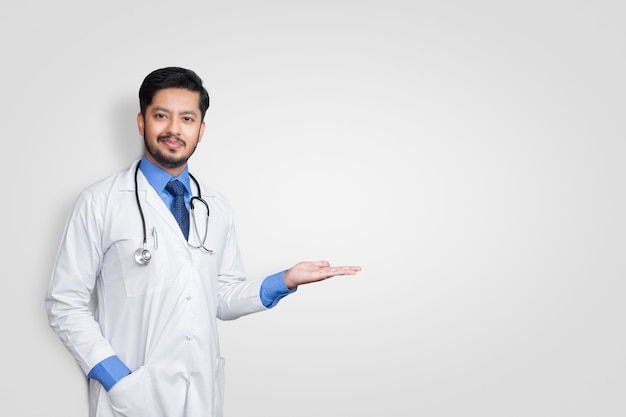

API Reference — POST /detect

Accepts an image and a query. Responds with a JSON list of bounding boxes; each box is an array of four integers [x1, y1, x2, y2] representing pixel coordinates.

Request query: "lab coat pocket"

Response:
[[114, 239, 179, 297], [108, 366, 162, 417], [213, 357, 226, 417]]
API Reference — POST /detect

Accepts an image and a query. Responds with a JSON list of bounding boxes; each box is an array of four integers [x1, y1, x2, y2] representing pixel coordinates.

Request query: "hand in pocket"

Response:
[[107, 367, 161, 417]]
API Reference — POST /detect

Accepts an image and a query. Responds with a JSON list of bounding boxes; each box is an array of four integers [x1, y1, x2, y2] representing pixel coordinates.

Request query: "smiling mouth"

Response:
[[158, 135, 185, 149]]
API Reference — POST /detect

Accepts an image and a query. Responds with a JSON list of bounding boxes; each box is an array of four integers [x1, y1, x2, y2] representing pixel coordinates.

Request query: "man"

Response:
[[45, 66, 361, 417]]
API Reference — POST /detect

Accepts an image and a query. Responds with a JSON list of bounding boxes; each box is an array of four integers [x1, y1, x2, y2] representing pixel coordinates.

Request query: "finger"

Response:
[[329, 265, 361, 271], [325, 266, 362, 276]]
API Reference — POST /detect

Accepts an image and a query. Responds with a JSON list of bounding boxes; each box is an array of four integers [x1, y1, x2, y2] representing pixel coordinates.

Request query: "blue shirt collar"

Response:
[[138, 155, 191, 196]]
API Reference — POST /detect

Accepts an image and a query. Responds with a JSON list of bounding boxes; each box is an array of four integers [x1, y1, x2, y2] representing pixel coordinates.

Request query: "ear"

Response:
[[137, 112, 145, 136], [198, 121, 206, 143]]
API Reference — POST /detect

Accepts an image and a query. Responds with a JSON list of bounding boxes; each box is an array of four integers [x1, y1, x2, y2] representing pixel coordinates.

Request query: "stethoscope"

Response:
[[134, 161, 212, 266]]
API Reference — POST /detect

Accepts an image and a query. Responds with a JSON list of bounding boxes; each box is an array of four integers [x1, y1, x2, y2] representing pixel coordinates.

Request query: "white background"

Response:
[[2, 1, 625, 416]]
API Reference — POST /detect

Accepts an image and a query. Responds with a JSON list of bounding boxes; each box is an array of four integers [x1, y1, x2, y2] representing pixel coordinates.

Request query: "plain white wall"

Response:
[[2, 1, 625, 416]]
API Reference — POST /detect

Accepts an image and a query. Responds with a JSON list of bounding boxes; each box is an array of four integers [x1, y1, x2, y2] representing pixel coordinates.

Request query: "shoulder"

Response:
[[189, 174, 236, 215], [74, 163, 136, 206], [189, 173, 227, 201]]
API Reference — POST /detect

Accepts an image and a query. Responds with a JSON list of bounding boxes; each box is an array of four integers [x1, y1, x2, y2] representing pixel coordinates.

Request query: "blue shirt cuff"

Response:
[[260, 270, 297, 308], [87, 355, 131, 391]]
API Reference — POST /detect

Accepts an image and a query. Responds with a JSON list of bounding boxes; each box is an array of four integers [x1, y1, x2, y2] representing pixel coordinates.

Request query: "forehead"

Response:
[[149, 88, 201, 113]]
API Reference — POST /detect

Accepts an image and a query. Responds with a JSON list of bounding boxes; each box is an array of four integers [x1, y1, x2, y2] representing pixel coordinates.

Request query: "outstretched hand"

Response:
[[283, 260, 362, 289]]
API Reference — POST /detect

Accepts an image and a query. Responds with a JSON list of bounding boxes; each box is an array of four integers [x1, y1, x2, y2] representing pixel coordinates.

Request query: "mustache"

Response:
[[157, 134, 185, 145]]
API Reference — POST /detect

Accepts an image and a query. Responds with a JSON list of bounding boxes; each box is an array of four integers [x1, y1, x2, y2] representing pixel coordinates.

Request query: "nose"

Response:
[[166, 118, 182, 135]]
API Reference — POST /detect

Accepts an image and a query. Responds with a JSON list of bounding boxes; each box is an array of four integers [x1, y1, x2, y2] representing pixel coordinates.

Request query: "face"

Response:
[[137, 87, 206, 176]]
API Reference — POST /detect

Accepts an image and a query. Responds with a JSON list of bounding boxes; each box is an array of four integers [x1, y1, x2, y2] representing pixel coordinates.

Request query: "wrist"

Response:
[[87, 355, 132, 391], [283, 268, 296, 290]]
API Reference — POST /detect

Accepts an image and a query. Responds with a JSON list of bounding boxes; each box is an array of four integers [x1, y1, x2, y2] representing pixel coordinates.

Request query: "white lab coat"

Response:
[[46, 159, 267, 417]]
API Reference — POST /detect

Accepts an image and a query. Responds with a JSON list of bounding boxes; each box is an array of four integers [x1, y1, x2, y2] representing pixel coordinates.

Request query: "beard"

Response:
[[144, 133, 199, 169]]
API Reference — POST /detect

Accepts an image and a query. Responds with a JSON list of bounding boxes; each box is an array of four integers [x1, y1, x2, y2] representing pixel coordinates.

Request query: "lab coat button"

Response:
[[185, 336, 191, 341], [186, 296, 192, 301]]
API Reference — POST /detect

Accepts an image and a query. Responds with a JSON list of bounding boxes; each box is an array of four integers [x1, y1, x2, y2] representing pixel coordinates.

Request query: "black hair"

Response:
[[138, 67, 210, 120]]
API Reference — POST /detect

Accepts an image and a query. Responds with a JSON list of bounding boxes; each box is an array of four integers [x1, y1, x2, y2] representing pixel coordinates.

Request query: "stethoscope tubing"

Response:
[[134, 161, 212, 265]]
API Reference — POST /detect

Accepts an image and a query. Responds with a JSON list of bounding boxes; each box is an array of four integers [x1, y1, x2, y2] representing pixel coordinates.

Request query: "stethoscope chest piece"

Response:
[[135, 247, 152, 266]]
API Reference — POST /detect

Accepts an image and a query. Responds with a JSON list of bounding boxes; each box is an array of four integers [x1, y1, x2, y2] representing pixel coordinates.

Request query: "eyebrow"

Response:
[[152, 106, 198, 116]]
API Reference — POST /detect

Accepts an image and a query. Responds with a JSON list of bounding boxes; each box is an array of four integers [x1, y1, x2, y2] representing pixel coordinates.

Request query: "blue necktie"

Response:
[[165, 180, 189, 240]]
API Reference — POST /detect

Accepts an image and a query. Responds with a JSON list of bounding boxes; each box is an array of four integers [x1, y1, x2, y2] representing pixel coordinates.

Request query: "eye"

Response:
[[155, 113, 167, 119], [183, 116, 195, 123]]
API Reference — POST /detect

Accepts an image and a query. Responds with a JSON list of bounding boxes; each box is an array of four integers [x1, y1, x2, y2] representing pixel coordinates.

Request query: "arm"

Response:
[[45, 190, 128, 390], [259, 261, 362, 308]]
